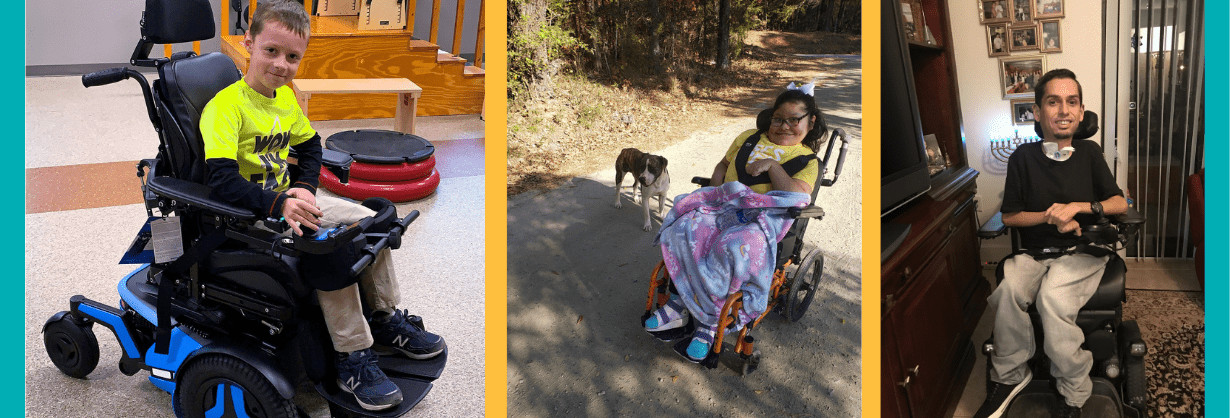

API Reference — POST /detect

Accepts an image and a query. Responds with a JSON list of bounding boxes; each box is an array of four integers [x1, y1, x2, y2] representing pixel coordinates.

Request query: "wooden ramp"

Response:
[[220, 14, 484, 120]]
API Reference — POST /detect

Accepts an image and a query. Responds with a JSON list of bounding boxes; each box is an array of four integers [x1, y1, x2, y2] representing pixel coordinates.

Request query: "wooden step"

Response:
[[463, 66, 485, 77]]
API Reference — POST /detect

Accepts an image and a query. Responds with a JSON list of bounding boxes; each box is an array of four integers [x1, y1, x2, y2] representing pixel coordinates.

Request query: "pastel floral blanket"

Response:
[[653, 181, 811, 329]]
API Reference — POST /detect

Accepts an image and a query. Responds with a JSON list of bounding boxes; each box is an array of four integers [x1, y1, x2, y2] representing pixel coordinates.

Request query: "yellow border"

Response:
[[484, 0, 509, 415], [861, 0, 882, 416]]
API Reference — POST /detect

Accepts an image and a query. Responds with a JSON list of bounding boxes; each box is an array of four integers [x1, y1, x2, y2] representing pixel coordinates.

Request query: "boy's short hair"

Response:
[[1034, 68, 1082, 107], [250, 0, 311, 39]]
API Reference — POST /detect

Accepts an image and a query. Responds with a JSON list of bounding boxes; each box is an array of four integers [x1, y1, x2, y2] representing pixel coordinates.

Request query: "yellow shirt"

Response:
[[723, 129, 819, 194], [200, 79, 317, 193]]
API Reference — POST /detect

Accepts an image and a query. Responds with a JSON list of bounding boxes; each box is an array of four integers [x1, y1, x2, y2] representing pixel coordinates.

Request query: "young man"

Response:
[[973, 69, 1128, 418], [199, 0, 444, 411]]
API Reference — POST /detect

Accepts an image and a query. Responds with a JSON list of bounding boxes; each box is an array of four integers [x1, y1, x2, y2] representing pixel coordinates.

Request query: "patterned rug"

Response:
[[1122, 290, 1205, 417]]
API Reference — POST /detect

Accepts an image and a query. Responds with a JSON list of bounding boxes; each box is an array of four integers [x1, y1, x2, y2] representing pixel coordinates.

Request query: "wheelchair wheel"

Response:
[[43, 313, 99, 379], [785, 248, 824, 322], [739, 350, 762, 376], [174, 355, 296, 418]]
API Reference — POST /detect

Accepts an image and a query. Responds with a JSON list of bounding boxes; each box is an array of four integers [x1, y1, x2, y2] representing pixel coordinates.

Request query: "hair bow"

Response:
[[786, 81, 815, 97]]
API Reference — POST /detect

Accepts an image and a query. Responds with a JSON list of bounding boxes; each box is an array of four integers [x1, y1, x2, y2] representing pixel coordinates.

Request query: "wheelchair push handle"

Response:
[[819, 128, 849, 187], [82, 67, 133, 88]]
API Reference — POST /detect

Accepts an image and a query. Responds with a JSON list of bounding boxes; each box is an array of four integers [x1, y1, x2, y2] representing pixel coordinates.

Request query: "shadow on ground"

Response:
[[507, 177, 862, 416]]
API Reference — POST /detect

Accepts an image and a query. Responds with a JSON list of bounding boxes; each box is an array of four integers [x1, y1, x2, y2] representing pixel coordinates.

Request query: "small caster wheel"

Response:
[[43, 312, 99, 379], [740, 350, 762, 376]]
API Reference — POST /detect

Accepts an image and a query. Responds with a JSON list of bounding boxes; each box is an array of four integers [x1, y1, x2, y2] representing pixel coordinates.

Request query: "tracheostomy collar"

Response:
[[1042, 141, 1074, 161]]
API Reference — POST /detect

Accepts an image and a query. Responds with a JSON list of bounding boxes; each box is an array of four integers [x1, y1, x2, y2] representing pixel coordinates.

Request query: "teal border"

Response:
[[8, 2, 23, 414], [1206, 1, 1226, 415]]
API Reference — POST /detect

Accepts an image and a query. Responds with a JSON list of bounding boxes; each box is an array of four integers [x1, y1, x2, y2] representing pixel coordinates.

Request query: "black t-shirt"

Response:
[[1001, 139, 1123, 249]]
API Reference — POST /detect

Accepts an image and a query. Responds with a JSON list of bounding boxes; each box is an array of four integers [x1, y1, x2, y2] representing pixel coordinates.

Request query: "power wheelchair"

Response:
[[40, 3, 444, 417], [977, 110, 1148, 417], [642, 108, 850, 375]]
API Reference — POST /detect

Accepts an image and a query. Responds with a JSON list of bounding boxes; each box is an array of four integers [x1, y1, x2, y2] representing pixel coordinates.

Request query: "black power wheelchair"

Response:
[[40, 3, 444, 417], [978, 111, 1148, 417], [643, 108, 849, 375]]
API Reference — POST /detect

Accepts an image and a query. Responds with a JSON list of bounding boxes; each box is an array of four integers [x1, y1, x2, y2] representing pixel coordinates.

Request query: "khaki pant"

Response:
[[313, 195, 401, 353]]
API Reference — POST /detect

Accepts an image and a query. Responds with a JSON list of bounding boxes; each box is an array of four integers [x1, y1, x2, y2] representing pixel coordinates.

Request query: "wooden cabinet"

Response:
[[883, 188, 987, 418], [882, 0, 989, 417]]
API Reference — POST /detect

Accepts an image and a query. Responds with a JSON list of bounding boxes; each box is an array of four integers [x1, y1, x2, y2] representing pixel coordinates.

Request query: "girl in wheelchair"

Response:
[[644, 86, 830, 363]]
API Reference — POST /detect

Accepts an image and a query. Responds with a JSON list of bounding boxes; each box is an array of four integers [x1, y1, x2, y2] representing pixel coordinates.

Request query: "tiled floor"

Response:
[[949, 260, 1202, 417], [24, 75, 487, 417]]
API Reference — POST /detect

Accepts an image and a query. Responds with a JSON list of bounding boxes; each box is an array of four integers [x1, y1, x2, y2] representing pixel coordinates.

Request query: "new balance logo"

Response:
[[392, 334, 410, 348], [344, 377, 360, 391]]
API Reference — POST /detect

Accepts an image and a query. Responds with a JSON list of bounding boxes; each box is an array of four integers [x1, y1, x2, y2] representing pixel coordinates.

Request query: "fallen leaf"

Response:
[[754, 390, 763, 395], [671, 375, 678, 383], [577, 315, 584, 324]]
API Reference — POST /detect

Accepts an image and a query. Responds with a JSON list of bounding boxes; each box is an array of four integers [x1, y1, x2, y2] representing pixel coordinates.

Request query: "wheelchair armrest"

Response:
[[321, 148, 353, 183], [979, 211, 1007, 239], [787, 205, 825, 219], [146, 176, 256, 220], [691, 176, 711, 187], [1111, 205, 1145, 226]]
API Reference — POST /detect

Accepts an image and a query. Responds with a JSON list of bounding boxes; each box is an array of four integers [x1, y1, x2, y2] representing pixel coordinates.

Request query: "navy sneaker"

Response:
[[370, 309, 446, 360], [335, 349, 403, 411]]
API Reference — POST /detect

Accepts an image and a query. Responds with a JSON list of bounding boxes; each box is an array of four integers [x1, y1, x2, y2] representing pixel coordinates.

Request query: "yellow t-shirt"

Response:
[[723, 129, 819, 194], [200, 79, 317, 193]]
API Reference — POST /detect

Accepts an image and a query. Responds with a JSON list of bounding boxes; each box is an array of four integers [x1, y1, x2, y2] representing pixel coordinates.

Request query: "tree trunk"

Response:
[[716, 0, 730, 69]]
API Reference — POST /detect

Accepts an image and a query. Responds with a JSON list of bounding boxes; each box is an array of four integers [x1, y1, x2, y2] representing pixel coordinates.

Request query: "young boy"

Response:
[[199, 0, 444, 411]]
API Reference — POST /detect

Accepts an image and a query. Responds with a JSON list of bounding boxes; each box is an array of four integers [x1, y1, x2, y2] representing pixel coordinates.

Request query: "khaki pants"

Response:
[[313, 195, 401, 353]]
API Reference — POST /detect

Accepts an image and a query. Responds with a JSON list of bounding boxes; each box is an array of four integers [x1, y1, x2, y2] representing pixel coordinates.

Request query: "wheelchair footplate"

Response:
[[375, 345, 449, 381], [671, 337, 720, 369], [1005, 378, 1127, 418], [640, 310, 697, 343], [314, 374, 433, 418]]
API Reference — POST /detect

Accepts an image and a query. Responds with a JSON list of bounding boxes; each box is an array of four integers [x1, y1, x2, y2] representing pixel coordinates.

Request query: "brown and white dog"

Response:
[[614, 148, 671, 231]]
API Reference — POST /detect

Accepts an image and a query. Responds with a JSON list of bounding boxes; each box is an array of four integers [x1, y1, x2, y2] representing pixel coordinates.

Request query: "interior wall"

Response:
[[27, 0, 481, 69], [26, 0, 224, 67], [946, 0, 1106, 257]]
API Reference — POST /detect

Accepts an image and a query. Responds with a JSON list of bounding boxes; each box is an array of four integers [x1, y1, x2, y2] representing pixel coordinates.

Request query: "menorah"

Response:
[[988, 132, 1042, 162]]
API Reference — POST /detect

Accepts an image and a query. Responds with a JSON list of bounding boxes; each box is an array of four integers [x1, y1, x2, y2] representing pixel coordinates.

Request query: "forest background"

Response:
[[506, 0, 861, 195]]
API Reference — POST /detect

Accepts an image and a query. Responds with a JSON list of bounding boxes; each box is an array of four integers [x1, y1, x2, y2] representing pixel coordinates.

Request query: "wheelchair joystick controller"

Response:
[[291, 220, 365, 255]]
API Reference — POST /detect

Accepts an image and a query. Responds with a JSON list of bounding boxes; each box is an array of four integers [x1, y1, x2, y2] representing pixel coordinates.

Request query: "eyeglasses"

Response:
[[771, 116, 807, 127]]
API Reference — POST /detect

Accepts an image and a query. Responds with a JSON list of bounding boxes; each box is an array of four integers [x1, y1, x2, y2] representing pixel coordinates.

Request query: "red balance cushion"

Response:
[[320, 167, 441, 202], [349, 156, 437, 182]]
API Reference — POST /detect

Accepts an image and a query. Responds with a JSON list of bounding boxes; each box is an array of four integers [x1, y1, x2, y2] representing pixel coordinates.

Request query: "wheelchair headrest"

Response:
[[1034, 110, 1098, 140], [156, 53, 242, 182], [141, 0, 216, 44], [756, 108, 773, 132]]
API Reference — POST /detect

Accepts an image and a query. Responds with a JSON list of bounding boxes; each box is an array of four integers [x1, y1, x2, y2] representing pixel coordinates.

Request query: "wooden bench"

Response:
[[292, 78, 423, 134]]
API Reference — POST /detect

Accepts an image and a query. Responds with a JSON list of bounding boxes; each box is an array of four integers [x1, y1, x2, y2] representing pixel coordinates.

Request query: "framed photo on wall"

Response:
[[1010, 0, 1034, 26], [979, 0, 1011, 24], [1011, 99, 1036, 125], [900, 0, 922, 42], [1039, 19, 1062, 53], [1000, 55, 1046, 99], [987, 24, 1010, 57], [1034, 0, 1064, 19], [1010, 25, 1039, 52]]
